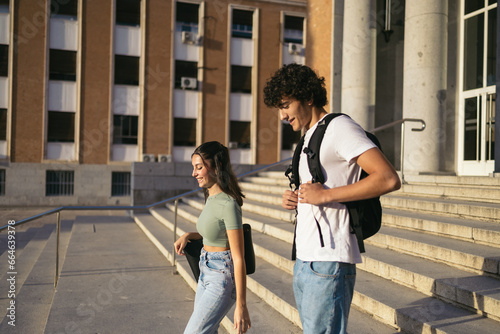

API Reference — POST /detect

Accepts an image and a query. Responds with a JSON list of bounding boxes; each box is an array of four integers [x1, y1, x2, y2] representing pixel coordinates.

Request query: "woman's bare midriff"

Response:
[[203, 245, 230, 252]]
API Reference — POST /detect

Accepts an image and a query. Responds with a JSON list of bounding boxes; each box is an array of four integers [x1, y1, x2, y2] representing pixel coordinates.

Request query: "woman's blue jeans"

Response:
[[293, 259, 356, 334], [184, 249, 236, 334]]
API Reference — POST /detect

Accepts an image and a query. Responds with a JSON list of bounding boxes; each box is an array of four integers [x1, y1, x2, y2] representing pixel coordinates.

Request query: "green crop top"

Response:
[[196, 192, 243, 248]]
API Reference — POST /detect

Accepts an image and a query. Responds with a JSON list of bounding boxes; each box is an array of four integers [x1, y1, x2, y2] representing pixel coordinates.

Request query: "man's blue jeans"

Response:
[[293, 259, 356, 334], [184, 249, 236, 334]]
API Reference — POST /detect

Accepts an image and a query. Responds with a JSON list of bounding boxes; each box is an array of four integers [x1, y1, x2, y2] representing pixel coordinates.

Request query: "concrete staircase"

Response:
[[1, 173, 498, 333], [0, 217, 75, 333], [133, 171, 500, 333]]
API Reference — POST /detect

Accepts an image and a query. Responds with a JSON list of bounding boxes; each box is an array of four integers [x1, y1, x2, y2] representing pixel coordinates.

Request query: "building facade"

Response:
[[1, 0, 498, 207], [307, 0, 499, 178], [0, 0, 306, 206]]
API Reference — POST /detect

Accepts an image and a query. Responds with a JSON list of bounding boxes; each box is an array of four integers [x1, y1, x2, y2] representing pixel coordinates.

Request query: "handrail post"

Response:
[[173, 199, 179, 268], [400, 122, 406, 184], [55, 211, 61, 288]]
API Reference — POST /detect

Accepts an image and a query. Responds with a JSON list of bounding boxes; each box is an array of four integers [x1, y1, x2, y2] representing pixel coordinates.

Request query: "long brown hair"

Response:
[[192, 141, 245, 206]]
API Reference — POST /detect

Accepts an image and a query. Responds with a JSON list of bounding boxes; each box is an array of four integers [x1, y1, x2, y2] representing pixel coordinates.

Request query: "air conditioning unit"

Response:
[[158, 154, 172, 163], [142, 154, 155, 162], [181, 31, 197, 45], [288, 43, 303, 55], [181, 77, 197, 89]]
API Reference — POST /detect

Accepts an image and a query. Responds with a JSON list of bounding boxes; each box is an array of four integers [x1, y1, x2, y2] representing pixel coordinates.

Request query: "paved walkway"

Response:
[[43, 213, 196, 333]]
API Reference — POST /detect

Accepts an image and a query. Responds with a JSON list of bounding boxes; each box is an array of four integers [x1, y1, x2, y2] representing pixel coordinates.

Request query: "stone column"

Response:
[[341, 0, 376, 129], [402, 1, 447, 173]]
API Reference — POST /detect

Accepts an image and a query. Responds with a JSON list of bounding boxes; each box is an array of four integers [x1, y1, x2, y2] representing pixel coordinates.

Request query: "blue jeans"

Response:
[[184, 249, 236, 334], [293, 259, 356, 334]]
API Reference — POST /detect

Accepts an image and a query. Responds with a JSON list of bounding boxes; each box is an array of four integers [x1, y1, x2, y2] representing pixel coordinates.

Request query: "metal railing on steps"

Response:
[[369, 118, 426, 184], [0, 118, 425, 288]]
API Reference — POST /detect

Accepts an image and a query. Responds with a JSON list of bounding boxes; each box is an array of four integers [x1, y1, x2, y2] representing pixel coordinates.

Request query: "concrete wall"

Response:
[[132, 161, 197, 206], [0, 163, 131, 207]]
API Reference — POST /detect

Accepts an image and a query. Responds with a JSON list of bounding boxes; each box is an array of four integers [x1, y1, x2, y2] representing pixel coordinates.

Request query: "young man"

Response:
[[264, 63, 401, 334]]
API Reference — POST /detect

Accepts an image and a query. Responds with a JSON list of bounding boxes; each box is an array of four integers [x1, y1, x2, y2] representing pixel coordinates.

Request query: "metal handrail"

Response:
[[369, 118, 426, 184], [0, 118, 424, 288]]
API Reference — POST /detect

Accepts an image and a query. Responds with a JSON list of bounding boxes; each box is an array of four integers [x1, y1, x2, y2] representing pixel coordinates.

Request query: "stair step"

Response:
[[368, 226, 500, 276], [355, 269, 500, 333], [241, 175, 289, 187], [240, 180, 286, 195], [403, 174, 500, 187], [0, 225, 44, 260], [397, 182, 500, 204], [0, 224, 55, 327], [382, 194, 500, 222], [360, 244, 500, 320], [0, 220, 74, 333], [383, 208, 500, 248]]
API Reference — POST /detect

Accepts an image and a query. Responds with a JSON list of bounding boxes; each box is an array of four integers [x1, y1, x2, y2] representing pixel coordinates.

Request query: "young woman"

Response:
[[174, 141, 251, 334]]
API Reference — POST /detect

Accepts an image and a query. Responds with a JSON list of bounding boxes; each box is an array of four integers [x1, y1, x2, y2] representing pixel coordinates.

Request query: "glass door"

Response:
[[458, 0, 497, 175]]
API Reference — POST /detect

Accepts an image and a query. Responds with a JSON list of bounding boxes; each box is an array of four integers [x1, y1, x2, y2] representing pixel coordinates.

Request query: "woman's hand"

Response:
[[234, 304, 251, 334], [174, 233, 190, 256]]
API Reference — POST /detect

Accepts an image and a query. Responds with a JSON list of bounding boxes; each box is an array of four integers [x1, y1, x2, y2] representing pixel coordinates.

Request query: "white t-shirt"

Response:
[[295, 114, 376, 263]]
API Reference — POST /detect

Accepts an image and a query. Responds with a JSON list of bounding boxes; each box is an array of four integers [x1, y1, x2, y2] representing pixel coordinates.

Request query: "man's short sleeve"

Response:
[[332, 116, 377, 164]]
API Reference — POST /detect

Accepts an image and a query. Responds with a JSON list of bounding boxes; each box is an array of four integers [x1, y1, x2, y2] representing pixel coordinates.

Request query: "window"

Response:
[[111, 172, 131, 196], [230, 121, 251, 148], [49, 49, 76, 81], [176, 2, 199, 32], [0, 44, 7, 77], [0, 109, 6, 141], [284, 16, 304, 44], [116, 0, 141, 26], [465, 0, 485, 15], [281, 123, 301, 150], [115, 55, 139, 85], [113, 115, 138, 144], [175, 60, 198, 89], [50, 0, 78, 17], [0, 169, 4, 196], [231, 65, 252, 93], [46, 170, 74, 196], [173, 118, 196, 146], [232, 9, 253, 39], [47, 111, 75, 142], [463, 1, 497, 90]]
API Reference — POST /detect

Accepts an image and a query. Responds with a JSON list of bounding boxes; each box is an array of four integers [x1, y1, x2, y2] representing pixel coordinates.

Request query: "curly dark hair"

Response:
[[263, 63, 328, 109]]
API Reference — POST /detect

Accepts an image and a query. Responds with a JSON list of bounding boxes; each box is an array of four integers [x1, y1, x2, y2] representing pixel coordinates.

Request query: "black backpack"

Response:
[[286, 113, 382, 257]]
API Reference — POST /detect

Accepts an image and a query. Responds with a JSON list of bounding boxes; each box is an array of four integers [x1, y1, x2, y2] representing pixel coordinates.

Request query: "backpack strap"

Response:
[[285, 135, 305, 191], [305, 113, 343, 183], [287, 135, 303, 260]]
